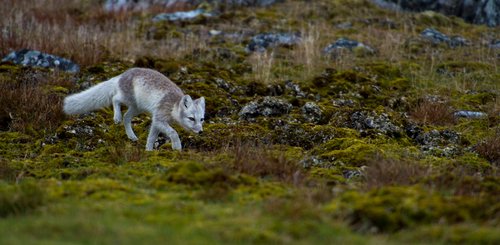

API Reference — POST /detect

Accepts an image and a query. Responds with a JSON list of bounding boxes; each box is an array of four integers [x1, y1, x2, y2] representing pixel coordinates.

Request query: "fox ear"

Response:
[[195, 97, 205, 109], [181, 95, 193, 108]]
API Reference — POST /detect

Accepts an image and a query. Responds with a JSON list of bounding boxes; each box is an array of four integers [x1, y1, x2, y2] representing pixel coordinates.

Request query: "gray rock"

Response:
[[490, 40, 500, 49], [336, 22, 353, 30], [153, 8, 213, 22], [2, 49, 79, 73], [454, 110, 488, 119], [246, 33, 301, 52], [239, 96, 292, 120], [301, 102, 322, 123], [350, 111, 401, 137], [104, 0, 283, 11], [322, 38, 375, 56], [405, 123, 461, 156], [333, 99, 356, 107], [420, 28, 469, 47], [284, 80, 305, 97], [372, 0, 500, 27]]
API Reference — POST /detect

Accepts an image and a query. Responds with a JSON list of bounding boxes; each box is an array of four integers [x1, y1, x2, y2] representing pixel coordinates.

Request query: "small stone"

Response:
[[454, 111, 487, 119], [322, 38, 375, 57], [349, 111, 401, 137], [301, 102, 322, 123], [153, 9, 213, 22], [246, 33, 301, 52], [284, 80, 305, 97]]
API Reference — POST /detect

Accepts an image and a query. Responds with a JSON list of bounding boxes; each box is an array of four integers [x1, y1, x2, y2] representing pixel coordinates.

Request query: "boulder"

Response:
[[239, 96, 292, 120], [2, 49, 80, 73], [372, 0, 500, 27], [420, 28, 469, 47]]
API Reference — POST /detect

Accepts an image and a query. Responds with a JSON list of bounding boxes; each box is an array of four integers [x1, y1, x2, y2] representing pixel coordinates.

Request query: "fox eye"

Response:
[[200, 118, 204, 122], [188, 117, 195, 121]]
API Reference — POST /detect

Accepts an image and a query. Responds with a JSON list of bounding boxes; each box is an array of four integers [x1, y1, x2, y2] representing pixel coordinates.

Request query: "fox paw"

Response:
[[114, 116, 122, 124], [128, 135, 139, 141], [172, 142, 182, 151]]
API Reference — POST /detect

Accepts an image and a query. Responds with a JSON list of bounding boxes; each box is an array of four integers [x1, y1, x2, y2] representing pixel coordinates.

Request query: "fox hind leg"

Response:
[[112, 95, 123, 124], [124, 106, 139, 141]]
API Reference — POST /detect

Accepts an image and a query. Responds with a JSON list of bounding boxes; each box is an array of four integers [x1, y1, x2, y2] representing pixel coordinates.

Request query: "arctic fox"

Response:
[[63, 68, 205, 151]]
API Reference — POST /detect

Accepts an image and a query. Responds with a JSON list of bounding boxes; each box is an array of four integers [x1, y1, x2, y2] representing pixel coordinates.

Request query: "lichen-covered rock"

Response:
[[2, 49, 79, 73], [349, 111, 401, 137], [153, 8, 214, 22], [301, 102, 322, 123], [239, 96, 292, 120], [372, 0, 500, 27], [454, 111, 487, 119], [284, 80, 306, 97], [322, 38, 375, 57], [405, 123, 461, 156], [246, 33, 301, 52], [420, 28, 469, 47]]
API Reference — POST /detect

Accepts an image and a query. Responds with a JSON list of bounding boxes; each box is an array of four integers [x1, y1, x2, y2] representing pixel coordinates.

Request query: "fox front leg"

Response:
[[146, 125, 160, 151], [153, 120, 182, 151]]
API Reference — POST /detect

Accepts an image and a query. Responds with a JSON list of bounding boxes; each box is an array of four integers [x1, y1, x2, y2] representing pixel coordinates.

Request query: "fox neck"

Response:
[[171, 100, 183, 124]]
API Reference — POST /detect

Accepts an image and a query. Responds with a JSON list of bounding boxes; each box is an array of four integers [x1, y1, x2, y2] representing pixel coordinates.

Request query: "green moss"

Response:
[[308, 167, 346, 184], [0, 132, 34, 159], [150, 161, 246, 189], [312, 138, 380, 166], [437, 61, 492, 74], [416, 11, 463, 26], [397, 224, 500, 244], [0, 181, 45, 217], [327, 186, 494, 232]]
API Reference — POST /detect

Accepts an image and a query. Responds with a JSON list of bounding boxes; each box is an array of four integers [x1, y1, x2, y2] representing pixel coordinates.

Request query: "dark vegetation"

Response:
[[0, 0, 499, 244]]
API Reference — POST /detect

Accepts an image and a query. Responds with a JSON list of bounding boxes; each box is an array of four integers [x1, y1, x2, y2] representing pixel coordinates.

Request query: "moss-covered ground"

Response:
[[0, 0, 499, 244]]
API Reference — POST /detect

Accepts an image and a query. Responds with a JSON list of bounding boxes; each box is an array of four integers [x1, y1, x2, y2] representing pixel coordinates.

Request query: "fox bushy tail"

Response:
[[63, 76, 120, 115]]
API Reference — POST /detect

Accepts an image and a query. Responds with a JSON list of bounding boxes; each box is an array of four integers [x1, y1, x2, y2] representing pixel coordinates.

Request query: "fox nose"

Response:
[[198, 130, 203, 134]]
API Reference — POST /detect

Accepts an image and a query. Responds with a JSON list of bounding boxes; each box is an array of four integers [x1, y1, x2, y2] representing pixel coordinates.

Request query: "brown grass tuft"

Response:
[[475, 130, 500, 166], [106, 143, 145, 165], [0, 159, 17, 182], [228, 141, 304, 185], [0, 71, 72, 133], [410, 99, 455, 126], [363, 156, 430, 189]]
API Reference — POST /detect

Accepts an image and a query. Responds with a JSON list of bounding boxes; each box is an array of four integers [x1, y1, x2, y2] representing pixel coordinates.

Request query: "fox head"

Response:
[[178, 95, 205, 134]]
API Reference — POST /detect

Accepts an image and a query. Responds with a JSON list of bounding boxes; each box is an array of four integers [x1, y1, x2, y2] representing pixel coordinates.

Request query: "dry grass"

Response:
[[475, 130, 500, 166], [363, 156, 430, 189], [0, 0, 201, 67], [410, 99, 455, 126], [247, 51, 275, 84], [226, 141, 304, 185], [0, 159, 17, 182], [0, 72, 72, 133], [106, 143, 146, 165]]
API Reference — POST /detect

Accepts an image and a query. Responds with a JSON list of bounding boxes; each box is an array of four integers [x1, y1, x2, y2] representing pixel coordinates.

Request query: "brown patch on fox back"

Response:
[[118, 68, 184, 106]]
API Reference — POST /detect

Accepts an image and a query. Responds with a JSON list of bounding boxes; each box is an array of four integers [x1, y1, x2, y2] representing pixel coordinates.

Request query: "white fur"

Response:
[[63, 76, 121, 115]]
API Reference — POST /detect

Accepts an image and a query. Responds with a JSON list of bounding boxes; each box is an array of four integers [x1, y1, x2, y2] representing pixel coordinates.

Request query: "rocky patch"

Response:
[[2, 49, 80, 73]]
